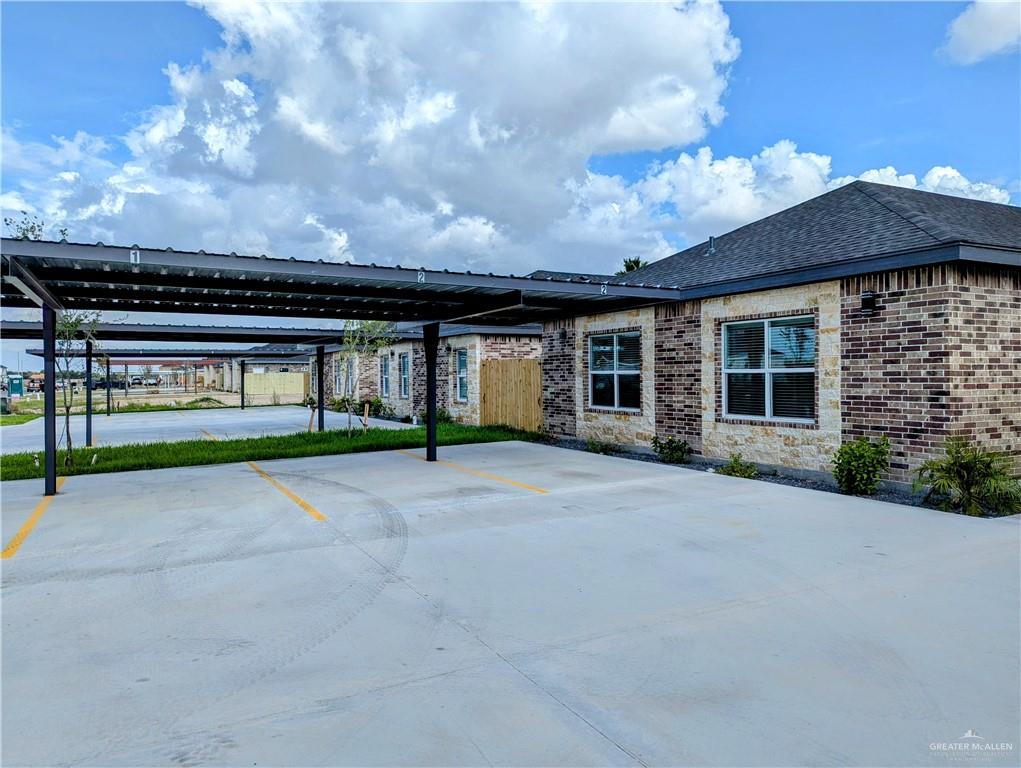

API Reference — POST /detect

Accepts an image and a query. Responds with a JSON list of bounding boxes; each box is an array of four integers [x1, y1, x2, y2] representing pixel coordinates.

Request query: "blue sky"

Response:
[[1, 1, 1019, 368], [5, 2, 1018, 195]]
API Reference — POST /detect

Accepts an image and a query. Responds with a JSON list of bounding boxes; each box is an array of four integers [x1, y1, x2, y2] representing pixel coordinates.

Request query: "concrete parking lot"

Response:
[[2, 441, 1018, 766], [0, 404, 413, 454]]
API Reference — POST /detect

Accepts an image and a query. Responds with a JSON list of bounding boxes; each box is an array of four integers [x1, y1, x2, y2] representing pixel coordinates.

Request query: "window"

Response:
[[398, 353, 410, 398], [335, 357, 355, 397], [723, 316, 815, 422], [379, 355, 390, 398], [589, 332, 640, 410], [455, 349, 468, 401]]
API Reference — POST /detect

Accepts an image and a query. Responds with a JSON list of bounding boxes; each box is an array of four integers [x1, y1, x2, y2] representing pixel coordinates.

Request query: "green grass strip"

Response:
[[0, 423, 538, 481], [0, 412, 42, 427]]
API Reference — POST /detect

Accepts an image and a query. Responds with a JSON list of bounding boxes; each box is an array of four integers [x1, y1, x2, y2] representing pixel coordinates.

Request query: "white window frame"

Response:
[[455, 349, 468, 402], [398, 352, 410, 398], [335, 357, 356, 397], [379, 355, 390, 398], [587, 332, 641, 412], [721, 315, 815, 424]]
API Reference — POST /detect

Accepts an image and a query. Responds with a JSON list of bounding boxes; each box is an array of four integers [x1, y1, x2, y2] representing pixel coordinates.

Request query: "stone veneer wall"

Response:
[[377, 341, 417, 418], [541, 319, 576, 436], [842, 264, 1021, 482], [443, 335, 481, 424], [654, 300, 702, 450], [575, 307, 657, 446], [701, 281, 842, 471]]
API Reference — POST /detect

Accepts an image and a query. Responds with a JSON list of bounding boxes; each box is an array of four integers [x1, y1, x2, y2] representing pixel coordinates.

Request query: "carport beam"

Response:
[[424, 322, 439, 462], [85, 340, 93, 447], [42, 305, 57, 496], [240, 360, 246, 410], [316, 345, 325, 432]]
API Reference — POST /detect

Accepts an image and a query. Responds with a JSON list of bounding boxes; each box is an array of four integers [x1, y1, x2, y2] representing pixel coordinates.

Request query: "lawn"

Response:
[[0, 423, 538, 481], [0, 412, 42, 427]]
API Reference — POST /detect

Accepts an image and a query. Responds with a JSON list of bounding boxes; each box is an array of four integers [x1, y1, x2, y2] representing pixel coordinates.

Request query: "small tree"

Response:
[[56, 310, 101, 466], [335, 320, 395, 435], [4, 212, 67, 241], [615, 256, 648, 276]]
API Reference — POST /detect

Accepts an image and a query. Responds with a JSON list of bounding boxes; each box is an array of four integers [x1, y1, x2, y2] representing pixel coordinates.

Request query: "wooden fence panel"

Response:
[[479, 359, 542, 432]]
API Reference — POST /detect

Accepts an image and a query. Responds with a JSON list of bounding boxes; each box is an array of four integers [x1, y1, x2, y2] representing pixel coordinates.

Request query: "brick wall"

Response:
[[654, 300, 702, 449], [411, 344, 448, 420], [480, 335, 542, 360], [541, 319, 576, 436], [841, 264, 1020, 482], [949, 265, 1021, 468]]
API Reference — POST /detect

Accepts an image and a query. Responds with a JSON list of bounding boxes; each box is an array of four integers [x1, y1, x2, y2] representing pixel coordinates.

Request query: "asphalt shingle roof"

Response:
[[624, 181, 1021, 290]]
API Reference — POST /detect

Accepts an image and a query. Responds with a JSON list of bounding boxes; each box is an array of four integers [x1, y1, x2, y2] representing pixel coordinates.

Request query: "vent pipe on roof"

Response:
[[708, 236, 716, 256]]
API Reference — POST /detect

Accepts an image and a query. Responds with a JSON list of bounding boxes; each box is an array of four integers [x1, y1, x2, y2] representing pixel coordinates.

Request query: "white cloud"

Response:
[[831, 164, 1011, 204], [942, 1, 1021, 64], [562, 141, 1012, 255], [0, 1, 1013, 287]]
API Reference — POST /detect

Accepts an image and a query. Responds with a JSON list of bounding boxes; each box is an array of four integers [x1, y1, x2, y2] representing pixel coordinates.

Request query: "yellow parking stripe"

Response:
[[2, 477, 68, 559], [244, 461, 327, 521], [200, 430, 326, 522], [396, 450, 548, 494]]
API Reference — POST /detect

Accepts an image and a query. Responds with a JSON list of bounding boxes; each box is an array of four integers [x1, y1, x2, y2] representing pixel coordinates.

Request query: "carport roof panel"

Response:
[[1, 320, 343, 344], [25, 347, 310, 360], [1, 238, 683, 323]]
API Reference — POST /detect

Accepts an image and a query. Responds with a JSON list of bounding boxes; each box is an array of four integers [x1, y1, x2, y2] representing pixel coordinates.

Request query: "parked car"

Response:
[[144, 377, 159, 386], [130, 376, 144, 386], [92, 379, 111, 390]]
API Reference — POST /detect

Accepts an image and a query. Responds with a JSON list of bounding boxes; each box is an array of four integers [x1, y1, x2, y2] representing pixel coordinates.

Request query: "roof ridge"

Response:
[[851, 181, 951, 243]]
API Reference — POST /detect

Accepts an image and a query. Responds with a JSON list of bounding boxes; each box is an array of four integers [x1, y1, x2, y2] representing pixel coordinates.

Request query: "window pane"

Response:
[[591, 374, 615, 407], [726, 372, 766, 417], [769, 317, 815, 368], [616, 333, 641, 371], [590, 336, 615, 371], [618, 374, 640, 409], [772, 373, 815, 420], [725, 323, 764, 369]]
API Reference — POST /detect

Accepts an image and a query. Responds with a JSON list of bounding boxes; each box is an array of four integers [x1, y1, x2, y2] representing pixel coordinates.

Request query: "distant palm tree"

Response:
[[615, 256, 648, 276]]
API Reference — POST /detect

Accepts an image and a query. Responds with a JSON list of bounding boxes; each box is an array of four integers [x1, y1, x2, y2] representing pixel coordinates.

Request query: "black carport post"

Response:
[[42, 305, 57, 496], [239, 360, 246, 410], [316, 345, 325, 431], [85, 340, 93, 447], [123, 364, 128, 396], [105, 358, 112, 415], [423, 322, 439, 462]]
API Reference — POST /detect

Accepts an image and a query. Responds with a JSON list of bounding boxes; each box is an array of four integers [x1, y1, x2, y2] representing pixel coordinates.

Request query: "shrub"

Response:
[[329, 396, 352, 413], [832, 436, 890, 495], [586, 439, 615, 455], [533, 425, 559, 445], [914, 438, 1021, 517], [715, 453, 757, 479], [651, 435, 693, 465], [416, 407, 453, 424]]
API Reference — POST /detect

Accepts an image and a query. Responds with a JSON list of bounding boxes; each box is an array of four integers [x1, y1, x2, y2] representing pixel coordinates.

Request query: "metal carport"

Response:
[[2, 237, 683, 494]]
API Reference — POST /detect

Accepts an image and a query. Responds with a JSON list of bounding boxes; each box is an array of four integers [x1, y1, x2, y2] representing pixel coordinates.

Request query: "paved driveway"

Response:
[[0, 404, 413, 454], [2, 442, 1018, 766]]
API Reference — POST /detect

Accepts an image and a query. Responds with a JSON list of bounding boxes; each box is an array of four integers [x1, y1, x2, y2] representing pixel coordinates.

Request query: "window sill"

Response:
[[586, 406, 642, 415], [718, 415, 817, 430]]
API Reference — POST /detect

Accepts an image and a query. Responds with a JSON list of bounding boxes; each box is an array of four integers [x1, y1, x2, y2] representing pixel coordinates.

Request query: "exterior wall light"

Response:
[[861, 290, 877, 316], [558, 328, 568, 342]]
